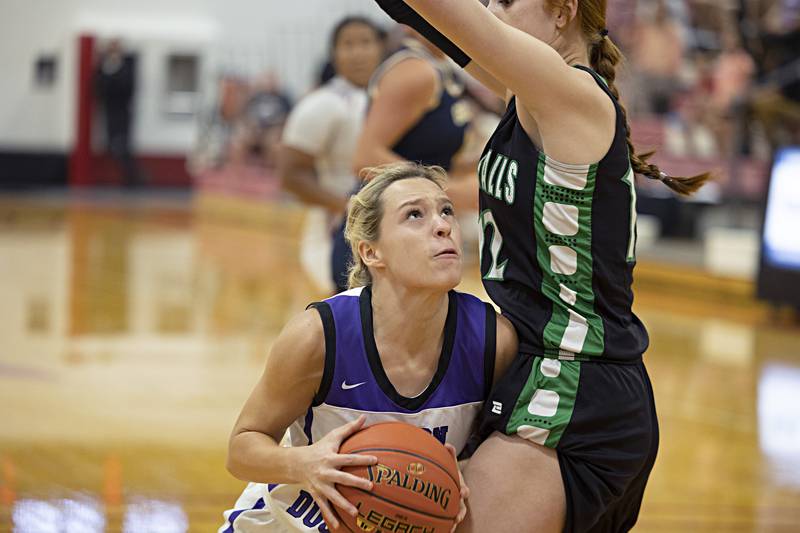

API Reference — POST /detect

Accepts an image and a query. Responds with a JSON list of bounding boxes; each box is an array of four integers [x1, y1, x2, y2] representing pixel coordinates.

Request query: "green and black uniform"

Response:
[[477, 66, 659, 532]]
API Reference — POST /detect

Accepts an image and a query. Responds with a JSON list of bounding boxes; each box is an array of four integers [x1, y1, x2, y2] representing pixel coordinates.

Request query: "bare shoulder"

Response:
[[518, 68, 617, 164], [267, 307, 326, 378], [377, 57, 439, 103], [494, 313, 518, 383], [231, 307, 326, 442]]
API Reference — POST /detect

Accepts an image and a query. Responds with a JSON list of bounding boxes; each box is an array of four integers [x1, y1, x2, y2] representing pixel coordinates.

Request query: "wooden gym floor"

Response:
[[0, 191, 798, 532]]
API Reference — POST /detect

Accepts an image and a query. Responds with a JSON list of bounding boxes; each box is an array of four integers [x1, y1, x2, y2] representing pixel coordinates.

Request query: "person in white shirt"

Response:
[[279, 17, 385, 293]]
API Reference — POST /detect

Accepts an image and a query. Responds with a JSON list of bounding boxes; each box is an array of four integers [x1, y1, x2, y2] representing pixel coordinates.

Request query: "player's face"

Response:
[[371, 178, 463, 291], [333, 23, 384, 88], [488, 0, 560, 47]]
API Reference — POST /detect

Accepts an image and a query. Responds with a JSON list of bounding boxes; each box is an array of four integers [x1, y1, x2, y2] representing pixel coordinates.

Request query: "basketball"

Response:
[[329, 422, 461, 533]]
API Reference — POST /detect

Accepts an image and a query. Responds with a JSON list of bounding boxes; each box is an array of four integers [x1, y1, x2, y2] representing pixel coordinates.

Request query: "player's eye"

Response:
[[407, 209, 423, 220], [442, 205, 455, 217]]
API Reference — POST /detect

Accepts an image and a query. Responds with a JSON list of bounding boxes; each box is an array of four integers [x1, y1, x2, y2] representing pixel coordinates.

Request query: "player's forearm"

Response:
[[281, 171, 348, 214], [403, 0, 569, 112], [403, 0, 483, 48], [352, 144, 405, 176], [375, 0, 471, 67], [227, 430, 309, 484]]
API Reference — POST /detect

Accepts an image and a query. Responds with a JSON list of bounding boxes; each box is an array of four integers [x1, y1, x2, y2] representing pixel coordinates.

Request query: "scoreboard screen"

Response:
[[758, 147, 800, 307]]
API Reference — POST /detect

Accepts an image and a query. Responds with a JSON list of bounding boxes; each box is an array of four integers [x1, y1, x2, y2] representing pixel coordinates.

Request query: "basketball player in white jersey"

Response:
[[220, 163, 517, 532], [279, 17, 384, 293]]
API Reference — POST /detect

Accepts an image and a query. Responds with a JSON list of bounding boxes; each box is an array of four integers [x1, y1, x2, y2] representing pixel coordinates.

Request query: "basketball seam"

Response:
[[346, 447, 460, 491], [336, 511, 357, 533], [346, 486, 458, 521]]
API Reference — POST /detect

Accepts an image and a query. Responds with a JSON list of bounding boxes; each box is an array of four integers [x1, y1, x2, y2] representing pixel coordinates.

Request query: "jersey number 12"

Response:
[[479, 209, 508, 281]]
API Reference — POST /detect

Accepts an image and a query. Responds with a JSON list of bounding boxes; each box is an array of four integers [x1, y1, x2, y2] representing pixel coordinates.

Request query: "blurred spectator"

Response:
[[709, 24, 755, 155], [629, 0, 686, 116], [95, 38, 142, 187], [189, 71, 292, 175], [749, 2, 800, 149], [189, 73, 249, 174], [229, 72, 292, 168], [607, 0, 638, 50]]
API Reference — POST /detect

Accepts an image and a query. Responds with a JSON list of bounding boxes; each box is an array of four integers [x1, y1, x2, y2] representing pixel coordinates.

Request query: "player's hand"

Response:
[[444, 443, 470, 533], [295, 415, 378, 529]]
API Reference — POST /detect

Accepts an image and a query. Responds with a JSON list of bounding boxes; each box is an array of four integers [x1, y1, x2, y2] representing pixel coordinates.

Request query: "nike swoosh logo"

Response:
[[341, 380, 366, 390]]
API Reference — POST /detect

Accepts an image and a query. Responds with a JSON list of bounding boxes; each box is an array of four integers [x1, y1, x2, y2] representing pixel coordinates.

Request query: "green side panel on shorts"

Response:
[[533, 153, 605, 358], [505, 357, 581, 449]]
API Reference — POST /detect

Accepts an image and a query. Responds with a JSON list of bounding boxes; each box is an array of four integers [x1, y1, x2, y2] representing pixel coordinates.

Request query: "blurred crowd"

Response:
[[615, 0, 800, 159], [189, 0, 800, 182], [189, 71, 293, 175]]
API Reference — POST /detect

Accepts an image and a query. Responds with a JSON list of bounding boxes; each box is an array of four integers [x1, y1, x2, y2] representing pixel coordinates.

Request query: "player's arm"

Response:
[[389, 0, 612, 125], [278, 145, 347, 215], [374, 0, 508, 99], [464, 62, 508, 102], [279, 93, 348, 214], [493, 313, 518, 385], [352, 58, 438, 174], [226, 308, 377, 528]]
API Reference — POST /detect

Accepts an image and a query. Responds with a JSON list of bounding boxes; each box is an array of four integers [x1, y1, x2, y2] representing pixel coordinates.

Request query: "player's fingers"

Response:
[[322, 486, 359, 517], [444, 445, 469, 499], [330, 470, 374, 491], [311, 492, 339, 529], [334, 415, 366, 441], [335, 453, 378, 467], [453, 499, 467, 532], [444, 443, 457, 458]]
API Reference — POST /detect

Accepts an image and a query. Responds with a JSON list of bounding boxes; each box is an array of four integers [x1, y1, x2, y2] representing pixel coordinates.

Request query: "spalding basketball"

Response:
[[330, 422, 460, 533]]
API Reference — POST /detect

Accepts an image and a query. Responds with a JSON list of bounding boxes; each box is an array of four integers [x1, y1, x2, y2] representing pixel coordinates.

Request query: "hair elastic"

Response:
[[599, 28, 609, 38], [658, 171, 675, 184], [644, 171, 669, 182]]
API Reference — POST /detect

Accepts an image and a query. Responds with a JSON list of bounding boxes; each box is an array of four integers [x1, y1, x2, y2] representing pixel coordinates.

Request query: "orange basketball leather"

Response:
[[329, 422, 460, 533]]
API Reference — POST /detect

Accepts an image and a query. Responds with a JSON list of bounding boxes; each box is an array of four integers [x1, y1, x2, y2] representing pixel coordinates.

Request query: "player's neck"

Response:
[[558, 37, 590, 68], [370, 280, 450, 358], [562, 48, 589, 68]]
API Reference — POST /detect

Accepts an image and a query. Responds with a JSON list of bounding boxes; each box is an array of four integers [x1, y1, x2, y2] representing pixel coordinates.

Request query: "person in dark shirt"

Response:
[[95, 39, 142, 187]]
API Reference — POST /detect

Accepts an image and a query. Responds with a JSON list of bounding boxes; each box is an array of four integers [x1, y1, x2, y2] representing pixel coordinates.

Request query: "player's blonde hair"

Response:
[[345, 163, 448, 289]]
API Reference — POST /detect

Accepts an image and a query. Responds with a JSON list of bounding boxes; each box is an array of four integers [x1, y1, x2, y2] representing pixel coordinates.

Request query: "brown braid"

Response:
[[548, 0, 711, 196]]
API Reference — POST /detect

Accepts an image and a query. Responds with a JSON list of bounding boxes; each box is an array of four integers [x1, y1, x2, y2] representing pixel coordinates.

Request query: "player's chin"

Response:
[[427, 264, 462, 291]]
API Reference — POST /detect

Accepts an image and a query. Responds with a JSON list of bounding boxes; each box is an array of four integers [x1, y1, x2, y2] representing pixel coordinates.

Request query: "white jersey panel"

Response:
[[287, 402, 482, 450]]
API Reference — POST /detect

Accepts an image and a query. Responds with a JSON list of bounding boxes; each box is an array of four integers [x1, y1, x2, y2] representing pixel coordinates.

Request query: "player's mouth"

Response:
[[434, 248, 459, 260]]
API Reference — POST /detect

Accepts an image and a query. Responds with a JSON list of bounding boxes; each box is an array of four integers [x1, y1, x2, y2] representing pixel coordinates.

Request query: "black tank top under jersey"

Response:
[[478, 65, 649, 363]]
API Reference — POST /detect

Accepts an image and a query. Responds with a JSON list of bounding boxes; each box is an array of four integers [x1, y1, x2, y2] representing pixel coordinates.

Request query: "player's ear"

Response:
[[554, 0, 579, 30], [359, 240, 385, 270]]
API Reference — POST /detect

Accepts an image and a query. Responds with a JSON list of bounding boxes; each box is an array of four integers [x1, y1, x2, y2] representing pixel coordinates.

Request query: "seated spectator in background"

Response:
[[750, 7, 800, 150], [709, 25, 755, 155], [606, 0, 638, 50], [229, 72, 293, 170], [188, 73, 249, 175], [629, 0, 686, 116]]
